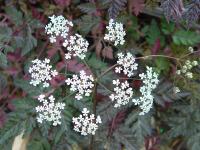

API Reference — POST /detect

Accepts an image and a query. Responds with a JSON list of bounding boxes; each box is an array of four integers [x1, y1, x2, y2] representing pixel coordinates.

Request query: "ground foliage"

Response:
[[0, 0, 200, 150]]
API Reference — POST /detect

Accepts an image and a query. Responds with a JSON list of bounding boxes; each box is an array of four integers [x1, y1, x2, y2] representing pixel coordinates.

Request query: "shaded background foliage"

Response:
[[0, 0, 200, 150]]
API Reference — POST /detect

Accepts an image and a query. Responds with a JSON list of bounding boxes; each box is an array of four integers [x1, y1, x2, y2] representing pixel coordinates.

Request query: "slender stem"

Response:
[[118, 77, 141, 80], [180, 49, 200, 59], [90, 81, 97, 150], [136, 54, 180, 61], [98, 81, 113, 93], [59, 73, 73, 76], [97, 64, 118, 79]]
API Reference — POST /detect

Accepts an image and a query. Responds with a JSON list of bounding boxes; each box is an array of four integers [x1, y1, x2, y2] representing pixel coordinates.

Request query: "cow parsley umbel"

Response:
[[45, 15, 73, 43], [35, 95, 65, 126], [72, 108, 102, 136], [110, 79, 133, 108], [115, 52, 138, 77], [29, 58, 58, 87], [132, 66, 159, 115], [104, 19, 126, 46], [63, 34, 89, 60], [65, 70, 94, 100]]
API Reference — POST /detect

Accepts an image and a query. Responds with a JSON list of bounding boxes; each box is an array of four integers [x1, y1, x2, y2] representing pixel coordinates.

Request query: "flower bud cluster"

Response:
[[176, 60, 198, 78]]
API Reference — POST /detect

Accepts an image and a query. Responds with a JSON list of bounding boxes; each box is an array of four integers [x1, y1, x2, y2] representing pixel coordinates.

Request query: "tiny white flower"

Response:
[[104, 19, 126, 46], [186, 72, 193, 78], [176, 70, 181, 74], [35, 95, 65, 126], [72, 108, 102, 136], [96, 116, 102, 124], [66, 70, 94, 100], [115, 52, 138, 77], [29, 59, 58, 87], [188, 46, 194, 53], [192, 61, 198, 66], [174, 87, 180, 93]]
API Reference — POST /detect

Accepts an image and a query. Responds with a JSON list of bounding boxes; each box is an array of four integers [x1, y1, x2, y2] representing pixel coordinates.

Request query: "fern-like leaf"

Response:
[[113, 126, 138, 150], [183, 0, 200, 26], [125, 110, 152, 146], [161, 0, 183, 22], [172, 30, 200, 45], [108, 0, 127, 19], [78, 2, 96, 14], [130, 0, 145, 16]]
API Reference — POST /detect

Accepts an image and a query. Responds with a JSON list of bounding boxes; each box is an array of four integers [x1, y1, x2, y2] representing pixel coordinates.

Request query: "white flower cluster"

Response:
[[63, 34, 89, 60], [115, 52, 138, 77], [109, 79, 133, 108], [104, 19, 126, 46], [72, 108, 102, 136], [29, 58, 58, 87], [65, 70, 94, 100], [36, 95, 65, 126], [45, 15, 73, 43], [133, 67, 159, 115], [176, 60, 198, 78]]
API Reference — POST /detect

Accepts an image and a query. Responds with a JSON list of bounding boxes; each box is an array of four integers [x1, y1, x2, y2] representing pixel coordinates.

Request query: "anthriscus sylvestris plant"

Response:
[[26, 15, 161, 138], [1, 7, 200, 149]]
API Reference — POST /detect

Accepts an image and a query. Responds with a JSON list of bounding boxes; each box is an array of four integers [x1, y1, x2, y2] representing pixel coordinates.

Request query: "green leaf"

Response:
[[187, 133, 200, 150], [113, 127, 138, 150], [2, 45, 14, 53], [161, 19, 175, 35], [0, 26, 12, 42], [0, 73, 7, 93], [0, 112, 34, 146], [27, 138, 51, 150], [21, 26, 37, 56], [146, 19, 165, 46], [78, 3, 96, 14], [172, 30, 200, 45], [14, 79, 42, 96], [76, 15, 100, 35], [125, 111, 152, 146], [12, 97, 37, 111], [12, 36, 24, 49], [0, 51, 7, 68], [127, 16, 140, 40], [87, 54, 108, 70], [5, 6, 23, 26], [155, 57, 170, 74]]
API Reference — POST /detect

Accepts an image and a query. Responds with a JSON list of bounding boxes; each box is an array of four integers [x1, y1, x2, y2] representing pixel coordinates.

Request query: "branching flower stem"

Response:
[[97, 64, 118, 79], [136, 54, 180, 61], [97, 52, 199, 80]]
